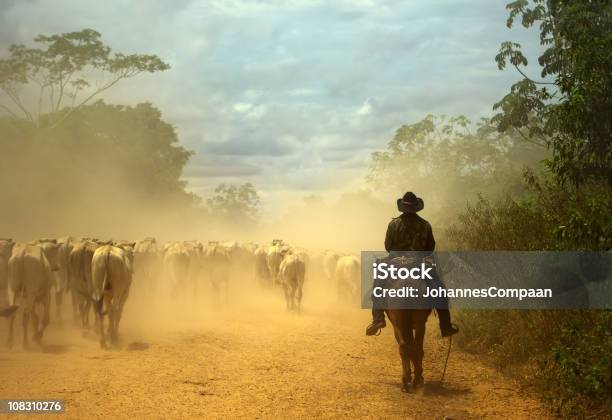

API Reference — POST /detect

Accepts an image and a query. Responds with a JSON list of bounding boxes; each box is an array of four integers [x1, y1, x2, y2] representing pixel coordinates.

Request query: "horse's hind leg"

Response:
[[400, 343, 413, 392], [412, 320, 426, 388], [393, 328, 413, 392]]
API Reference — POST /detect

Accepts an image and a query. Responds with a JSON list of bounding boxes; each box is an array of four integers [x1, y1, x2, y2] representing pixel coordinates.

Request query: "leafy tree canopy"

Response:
[[367, 114, 548, 224], [0, 28, 169, 128], [0, 101, 197, 236], [207, 183, 260, 223], [493, 0, 612, 186]]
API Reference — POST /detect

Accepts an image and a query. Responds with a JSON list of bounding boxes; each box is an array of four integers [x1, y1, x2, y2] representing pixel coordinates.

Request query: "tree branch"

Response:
[[514, 64, 556, 85], [49, 70, 137, 129], [514, 127, 547, 147], [0, 103, 19, 119], [1, 86, 35, 122], [55, 69, 76, 112]]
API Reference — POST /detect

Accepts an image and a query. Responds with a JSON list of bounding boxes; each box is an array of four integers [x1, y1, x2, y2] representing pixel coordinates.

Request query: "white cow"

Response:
[[278, 253, 306, 312], [0, 238, 15, 309], [55, 236, 75, 322], [253, 245, 271, 288], [334, 255, 361, 304], [91, 244, 134, 348], [133, 237, 159, 296], [4, 241, 60, 348], [69, 239, 100, 330], [322, 251, 340, 283], [203, 242, 230, 303], [266, 241, 289, 285], [162, 241, 200, 297]]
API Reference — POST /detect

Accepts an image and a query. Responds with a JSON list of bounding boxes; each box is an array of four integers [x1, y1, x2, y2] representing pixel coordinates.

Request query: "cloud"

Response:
[[356, 98, 374, 116], [0, 0, 544, 217]]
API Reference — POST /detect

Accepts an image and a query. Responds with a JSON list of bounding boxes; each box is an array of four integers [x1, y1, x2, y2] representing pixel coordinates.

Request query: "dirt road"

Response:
[[0, 289, 549, 419]]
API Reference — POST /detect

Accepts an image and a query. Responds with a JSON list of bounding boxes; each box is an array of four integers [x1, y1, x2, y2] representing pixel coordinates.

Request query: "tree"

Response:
[[0, 29, 169, 128], [493, 0, 612, 186], [207, 183, 260, 222], [0, 101, 198, 236], [367, 114, 547, 224]]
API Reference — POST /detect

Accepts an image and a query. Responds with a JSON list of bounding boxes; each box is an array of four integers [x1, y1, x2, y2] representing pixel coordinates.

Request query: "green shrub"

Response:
[[447, 179, 612, 418]]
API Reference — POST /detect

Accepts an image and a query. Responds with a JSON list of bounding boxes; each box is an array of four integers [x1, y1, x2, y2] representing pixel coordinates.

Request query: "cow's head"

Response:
[[39, 242, 62, 271]]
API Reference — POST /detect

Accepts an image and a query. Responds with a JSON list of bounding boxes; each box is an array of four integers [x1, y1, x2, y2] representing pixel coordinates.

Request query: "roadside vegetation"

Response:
[[369, 1, 611, 417]]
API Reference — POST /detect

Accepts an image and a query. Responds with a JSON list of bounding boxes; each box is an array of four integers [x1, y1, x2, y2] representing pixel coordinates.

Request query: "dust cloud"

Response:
[[0, 131, 407, 252]]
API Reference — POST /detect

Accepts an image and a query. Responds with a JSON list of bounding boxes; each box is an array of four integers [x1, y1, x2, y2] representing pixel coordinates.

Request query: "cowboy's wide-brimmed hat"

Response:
[[397, 191, 424, 213]]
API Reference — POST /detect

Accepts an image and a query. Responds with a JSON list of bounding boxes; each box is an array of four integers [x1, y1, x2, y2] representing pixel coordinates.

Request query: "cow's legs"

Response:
[[289, 285, 296, 311], [71, 290, 79, 325], [97, 308, 106, 348], [38, 294, 51, 343], [6, 311, 16, 348], [296, 283, 303, 313], [282, 284, 291, 310], [55, 289, 63, 323], [77, 295, 85, 328], [80, 298, 91, 331], [22, 308, 30, 349], [107, 307, 117, 345], [110, 293, 129, 346], [30, 304, 41, 343]]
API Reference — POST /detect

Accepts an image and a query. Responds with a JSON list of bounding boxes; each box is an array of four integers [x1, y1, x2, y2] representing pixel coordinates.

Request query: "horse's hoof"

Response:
[[401, 377, 413, 393], [401, 383, 413, 393], [412, 377, 424, 388]]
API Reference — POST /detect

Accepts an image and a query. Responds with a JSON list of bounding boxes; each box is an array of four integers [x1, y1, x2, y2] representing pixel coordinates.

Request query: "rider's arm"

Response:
[[425, 223, 436, 252], [384, 221, 394, 252]]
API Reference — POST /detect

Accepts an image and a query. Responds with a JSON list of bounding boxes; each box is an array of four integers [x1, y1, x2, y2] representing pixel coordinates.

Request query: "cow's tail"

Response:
[[297, 260, 306, 288], [94, 248, 111, 316]]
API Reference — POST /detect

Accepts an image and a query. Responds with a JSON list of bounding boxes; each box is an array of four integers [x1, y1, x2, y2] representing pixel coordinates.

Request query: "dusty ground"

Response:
[[0, 282, 550, 419]]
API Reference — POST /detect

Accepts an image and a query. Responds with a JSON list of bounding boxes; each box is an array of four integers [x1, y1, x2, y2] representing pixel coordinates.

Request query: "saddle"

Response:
[[375, 254, 436, 310]]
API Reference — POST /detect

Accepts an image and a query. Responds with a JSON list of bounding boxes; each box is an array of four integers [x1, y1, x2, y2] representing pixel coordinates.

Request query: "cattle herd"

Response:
[[0, 237, 361, 349]]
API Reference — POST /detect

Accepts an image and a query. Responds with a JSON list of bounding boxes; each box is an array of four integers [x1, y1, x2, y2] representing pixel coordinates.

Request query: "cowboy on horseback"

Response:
[[366, 191, 459, 337]]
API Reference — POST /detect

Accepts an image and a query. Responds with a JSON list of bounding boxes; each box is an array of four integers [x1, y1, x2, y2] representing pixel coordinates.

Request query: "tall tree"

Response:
[[493, 0, 612, 186], [0, 29, 169, 128], [367, 114, 547, 223], [0, 101, 197, 236], [207, 183, 260, 223]]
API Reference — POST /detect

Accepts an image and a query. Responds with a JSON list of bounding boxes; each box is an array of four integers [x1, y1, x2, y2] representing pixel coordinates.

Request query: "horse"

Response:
[[385, 306, 431, 392], [379, 255, 433, 392]]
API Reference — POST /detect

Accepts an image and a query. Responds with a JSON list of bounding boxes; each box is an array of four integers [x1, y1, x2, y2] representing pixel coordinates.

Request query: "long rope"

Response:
[[440, 335, 453, 384]]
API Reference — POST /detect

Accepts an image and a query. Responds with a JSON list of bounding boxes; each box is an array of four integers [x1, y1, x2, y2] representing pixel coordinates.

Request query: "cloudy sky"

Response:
[[1, 0, 541, 217]]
